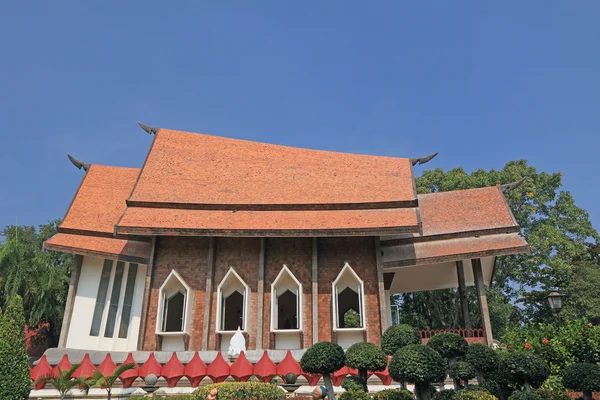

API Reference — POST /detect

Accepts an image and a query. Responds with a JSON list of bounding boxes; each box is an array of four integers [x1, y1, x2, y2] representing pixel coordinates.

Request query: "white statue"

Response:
[[228, 327, 246, 357]]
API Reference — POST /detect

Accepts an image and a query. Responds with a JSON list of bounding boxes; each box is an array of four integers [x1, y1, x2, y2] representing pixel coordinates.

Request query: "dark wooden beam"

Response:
[[456, 261, 471, 329]]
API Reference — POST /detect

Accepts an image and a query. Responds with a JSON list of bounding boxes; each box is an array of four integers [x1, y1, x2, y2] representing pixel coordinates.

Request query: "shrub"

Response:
[[382, 324, 421, 355], [192, 382, 286, 400], [433, 390, 459, 400], [507, 391, 543, 400], [476, 380, 501, 398], [448, 361, 477, 386], [456, 391, 496, 400], [345, 342, 388, 391], [562, 363, 600, 400], [466, 344, 499, 381], [341, 376, 362, 392], [534, 388, 570, 400], [0, 296, 31, 400], [339, 389, 370, 400], [374, 389, 416, 400], [389, 344, 446, 400], [343, 309, 361, 328], [502, 351, 550, 391], [427, 333, 469, 361], [300, 341, 345, 400]]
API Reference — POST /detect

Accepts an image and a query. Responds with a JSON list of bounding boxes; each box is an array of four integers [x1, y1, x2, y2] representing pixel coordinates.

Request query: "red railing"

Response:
[[419, 328, 486, 344]]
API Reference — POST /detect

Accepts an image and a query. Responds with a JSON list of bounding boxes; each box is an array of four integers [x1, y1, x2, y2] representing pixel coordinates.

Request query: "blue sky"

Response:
[[1, 2, 599, 232]]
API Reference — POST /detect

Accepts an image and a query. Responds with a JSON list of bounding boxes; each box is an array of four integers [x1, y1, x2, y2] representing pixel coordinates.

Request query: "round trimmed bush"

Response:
[[476, 380, 501, 398], [507, 391, 543, 400], [427, 333, 469, 361], [432, 390, 459, 400], [301, 341, 345, 400], [465, 344, 499, 380], [502, 351, 549, 390], [193, 382, 286, 399], [562, 363, 600, 400], [449, 361, 477, 382], [456, 390, 496, 400], [339, 389, 370, 400], [374, 389, 416, 400], [341, 376, 362, 392], [345, 342, 388, 392], [390, 344, 446, 400], [382, 324, 421, 355]]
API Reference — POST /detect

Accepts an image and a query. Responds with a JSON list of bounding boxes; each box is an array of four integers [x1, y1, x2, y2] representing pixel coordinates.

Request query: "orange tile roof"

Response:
[[417, 186, 517, 237], [60, 165, 140, 236], [44, 233, 150, 264], [127, 128, 417, 209], [381, 232, 528, 267], [115, 206, 420, 237]]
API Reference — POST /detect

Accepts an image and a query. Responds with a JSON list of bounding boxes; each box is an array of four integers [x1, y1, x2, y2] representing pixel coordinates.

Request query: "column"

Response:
[[137, 237, 157, 351], [312, 238, 319, 344], [58, 254, 83, 348], [472, 258, 493, 345], [201, 237, 216, 350], [456, 261, 471, 329], [255, 238, 266, 350], [375, 237, 388, 334]]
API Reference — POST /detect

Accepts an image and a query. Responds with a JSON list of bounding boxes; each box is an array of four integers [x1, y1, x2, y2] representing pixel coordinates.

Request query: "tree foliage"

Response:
[[396, 160, 599, 335], [0, 219, 71, 346]]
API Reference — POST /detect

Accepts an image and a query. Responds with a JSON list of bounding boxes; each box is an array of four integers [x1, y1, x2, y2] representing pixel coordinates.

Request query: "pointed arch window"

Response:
[[271, 265, 302, 332], [216, 268, 250, 333], [332, 263, 366, 331], [156, 270, 193, 334]]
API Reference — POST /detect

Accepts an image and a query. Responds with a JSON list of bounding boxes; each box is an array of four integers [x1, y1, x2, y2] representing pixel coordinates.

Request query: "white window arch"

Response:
[[216, 268, 250, 333], [270, 265, 303, 332], [332, 263, 366, 331], [156, 270, 193, 335]]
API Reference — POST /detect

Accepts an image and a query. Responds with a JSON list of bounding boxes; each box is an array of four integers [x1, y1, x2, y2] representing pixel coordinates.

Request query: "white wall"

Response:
[[66, 256, 147, 351]]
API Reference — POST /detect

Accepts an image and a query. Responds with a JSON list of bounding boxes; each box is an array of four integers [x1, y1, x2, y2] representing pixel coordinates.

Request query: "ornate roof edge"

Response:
[[410, 152, 438, 166], [67, 154, 91, 171], [138, 121, 159, 135], [499, 177, 526, 193]]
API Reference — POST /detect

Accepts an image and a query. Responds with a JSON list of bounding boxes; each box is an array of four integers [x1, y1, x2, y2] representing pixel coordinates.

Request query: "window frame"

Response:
[[270, 265, 303, 333], [332, 263, 366, 332], [155, 270, 193, 336], [216, 267, 250, 334]]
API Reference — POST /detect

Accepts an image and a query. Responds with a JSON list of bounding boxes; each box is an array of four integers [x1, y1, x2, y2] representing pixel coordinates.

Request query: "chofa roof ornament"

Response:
[[499, 177, 527, 193], [67, 154, 91, 171], [138, 121, 159, 135], [410, 152, 438, 166]]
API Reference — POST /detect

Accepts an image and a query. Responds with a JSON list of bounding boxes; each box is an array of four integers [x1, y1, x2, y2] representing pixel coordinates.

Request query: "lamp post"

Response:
[[545, 291, 564, 314]]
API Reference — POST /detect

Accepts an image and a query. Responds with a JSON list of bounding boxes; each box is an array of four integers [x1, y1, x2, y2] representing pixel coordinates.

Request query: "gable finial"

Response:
[[67, 154, 91, 171], [138, 121, 158, 135], [499, 177, 527, 193], [410, 152, 438, 166]]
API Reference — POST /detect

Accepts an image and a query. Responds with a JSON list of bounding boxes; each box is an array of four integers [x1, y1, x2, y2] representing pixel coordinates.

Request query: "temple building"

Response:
[[44, 123, 528, 355]]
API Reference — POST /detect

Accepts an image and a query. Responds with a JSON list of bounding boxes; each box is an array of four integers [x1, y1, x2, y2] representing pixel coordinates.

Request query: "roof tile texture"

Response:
[[128, 129, 416, 207], [44, 233, 150, 263], [60, 165, 140, 235], [417, 187, 516, 236]]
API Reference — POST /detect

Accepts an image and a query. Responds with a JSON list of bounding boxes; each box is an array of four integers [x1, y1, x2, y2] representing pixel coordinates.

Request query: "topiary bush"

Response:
[[535, 388, 570, 400], [0, 295, 31, 400], [300, 341, 345, 400], [341, 376, 362, 392], [448, 361, 476, 389], [192, 382, 286, 400], [381, 324, 421, 355], [339, 389, 370, 400], [433, 390, 459, 400], [502, 351, 550, 392], [374, 389, 416, 400], [562, 362, 600, 400], [389, 344, 446, 400], [427, 333, 469, 362], [506, 391, 543, 400], [456, 390, 496, 400], [475, 380, 501, 398], [466, 344, 499, 382], [345, 342, 388, 392]]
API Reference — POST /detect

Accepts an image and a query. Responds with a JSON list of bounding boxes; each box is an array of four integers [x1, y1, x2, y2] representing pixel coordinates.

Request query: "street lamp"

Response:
[[545, 291, 564, 314]]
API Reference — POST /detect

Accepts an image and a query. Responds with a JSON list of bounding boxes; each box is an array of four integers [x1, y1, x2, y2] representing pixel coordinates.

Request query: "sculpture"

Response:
[[228, 327, 246, 357]]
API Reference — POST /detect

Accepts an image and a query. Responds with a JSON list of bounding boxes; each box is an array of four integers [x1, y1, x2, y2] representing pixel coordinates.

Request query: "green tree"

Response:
[[0, 295, 31, 400], [84, 363, 136, 400], [396, 160, 599, 334]]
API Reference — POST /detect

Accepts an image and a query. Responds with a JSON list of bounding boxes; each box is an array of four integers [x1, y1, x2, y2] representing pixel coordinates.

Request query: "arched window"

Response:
[[271, 265, 302, 332], [217, 268, 250, 332], [332, 263, 365, 330], [156, 270, 192, 334]]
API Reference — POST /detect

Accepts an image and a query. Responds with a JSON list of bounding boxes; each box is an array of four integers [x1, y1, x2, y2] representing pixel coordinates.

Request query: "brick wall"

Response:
[[142, 236, 210, 351]]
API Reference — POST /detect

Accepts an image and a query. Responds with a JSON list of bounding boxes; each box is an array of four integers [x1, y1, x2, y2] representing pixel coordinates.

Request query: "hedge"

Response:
[[562, 363, 600, 400], [339, 389, 370, 400], [373, 389, 416, 400], [381, 324, 421, 355], [456, 391, 496, 400], [341, 376, 363, 392], [427, 333, 469, 361], [433, 390, 459, 400], [507, 391, 543, 400], [0, 296, 30, 400], [192, 382, 286, 400]]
